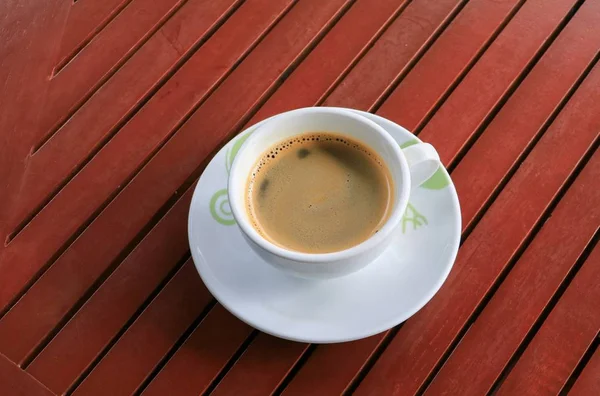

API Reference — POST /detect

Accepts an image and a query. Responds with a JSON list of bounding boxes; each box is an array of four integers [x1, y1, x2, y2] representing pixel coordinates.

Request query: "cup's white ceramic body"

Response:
[[228, 107, 439, 279]]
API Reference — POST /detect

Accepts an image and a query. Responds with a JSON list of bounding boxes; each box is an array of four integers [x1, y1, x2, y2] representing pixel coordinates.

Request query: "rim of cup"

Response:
[[228, 107, 411, 263]]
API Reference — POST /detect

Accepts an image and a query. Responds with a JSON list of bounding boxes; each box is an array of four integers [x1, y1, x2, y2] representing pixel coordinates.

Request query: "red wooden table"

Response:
[[1, 0, 599, 394]]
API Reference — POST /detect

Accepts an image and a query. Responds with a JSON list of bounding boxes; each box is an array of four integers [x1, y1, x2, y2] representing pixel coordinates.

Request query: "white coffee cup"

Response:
[[228, 107, 440, 279]]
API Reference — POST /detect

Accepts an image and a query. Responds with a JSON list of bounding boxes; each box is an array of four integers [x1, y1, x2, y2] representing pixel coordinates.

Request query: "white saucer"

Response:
[[188, 109, 461, 343]]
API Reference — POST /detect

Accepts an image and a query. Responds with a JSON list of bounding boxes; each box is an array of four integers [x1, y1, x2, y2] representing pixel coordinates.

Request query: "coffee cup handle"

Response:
[[402, 143, 441, 188]]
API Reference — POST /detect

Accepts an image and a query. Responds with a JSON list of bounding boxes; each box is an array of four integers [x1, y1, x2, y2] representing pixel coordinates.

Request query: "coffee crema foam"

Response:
[[245, 132, 394, 254]]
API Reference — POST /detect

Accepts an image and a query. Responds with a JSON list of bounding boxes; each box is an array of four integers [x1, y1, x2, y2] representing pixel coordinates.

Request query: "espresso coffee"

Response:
[[245, 132, 394, 253]]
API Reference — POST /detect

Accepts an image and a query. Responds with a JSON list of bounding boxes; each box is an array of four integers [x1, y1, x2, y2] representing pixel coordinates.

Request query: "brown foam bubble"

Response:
[[245, 132, 393, 254]]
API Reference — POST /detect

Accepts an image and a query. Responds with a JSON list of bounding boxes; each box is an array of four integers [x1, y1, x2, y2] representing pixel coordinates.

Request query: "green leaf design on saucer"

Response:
[[420, 168, 450, 190], [212, 132, 254, 225], [226, 132, 253, 174], [400, 138, 419, 149], [210, 188, 235, 225], [402, 203, 427, 233]]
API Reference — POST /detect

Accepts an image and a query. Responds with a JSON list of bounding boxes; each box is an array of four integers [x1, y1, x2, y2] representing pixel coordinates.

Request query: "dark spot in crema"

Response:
[[297, 148, 310, 159], [260, 179, 269, 193]]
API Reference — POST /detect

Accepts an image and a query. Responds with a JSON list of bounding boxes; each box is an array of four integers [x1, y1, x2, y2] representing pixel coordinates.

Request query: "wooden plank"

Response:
[[322, 0, 465, 111], [37, 0, 183, 142], [0, 0, 69, 238], [277, 0, 585, 393], [0, 0, 350, 367], [142, 305, 252, 396], [570, 346, 600, 396], [353, 56, 600, 396], [0, 353, 53, 396], [4, 0, 276, 250], [0, 0, 292, 350], [54, 0, 131, 68], [211, 334, 306, 396], [424, 147, 600, 394], [377, 0, 576, 131], [26, 187, 194, 394], [71, 259, 212, 396], [496, 244, 600, 396]]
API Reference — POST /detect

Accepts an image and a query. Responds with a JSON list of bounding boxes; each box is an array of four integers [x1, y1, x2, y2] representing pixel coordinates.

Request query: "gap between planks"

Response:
[[560, 333, 600, 395], [53, 0, 136, 74], [63, 253, 193, 395], [133, 298, 218, 395]]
